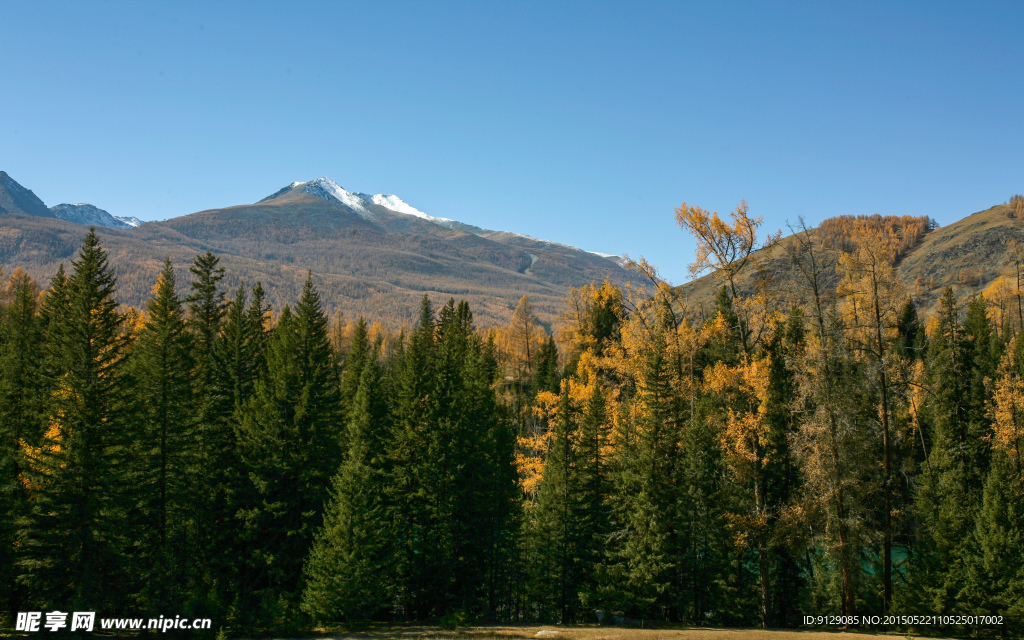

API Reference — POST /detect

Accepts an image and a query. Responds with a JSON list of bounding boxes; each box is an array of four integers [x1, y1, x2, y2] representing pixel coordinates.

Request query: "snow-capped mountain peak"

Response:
[[262, 177, 623, 264], [49, 203, 141, 229], [273, 177, 378, 218]]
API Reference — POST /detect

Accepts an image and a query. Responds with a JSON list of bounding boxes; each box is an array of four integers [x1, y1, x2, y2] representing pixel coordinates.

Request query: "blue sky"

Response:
[[3, 1, 1022, 284]]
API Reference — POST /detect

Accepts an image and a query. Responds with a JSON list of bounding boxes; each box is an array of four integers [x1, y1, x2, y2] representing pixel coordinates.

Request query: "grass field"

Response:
[[303, 626, 941, 640]]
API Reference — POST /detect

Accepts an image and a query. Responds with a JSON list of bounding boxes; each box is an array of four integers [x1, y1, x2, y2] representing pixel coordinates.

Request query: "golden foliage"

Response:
[[983, 276, 1016, 330], [991, 349, 1024, 474], [556, 280, 624, 357], [819, 213, 931, 262], [1010, 194, 1024, 218], [675, 199, 781, 284], [0, 267, 39, 306], [836, 220, 906, 355], [704, 356, 771, 471]]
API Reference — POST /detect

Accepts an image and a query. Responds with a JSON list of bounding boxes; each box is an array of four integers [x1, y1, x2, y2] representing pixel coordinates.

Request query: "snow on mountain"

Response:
[[49, 203, 139, 229], [264, 177, 624, 264], [113, 215, 143, 228], [354, 192, 456, 224], [298, 177, 379, 217]]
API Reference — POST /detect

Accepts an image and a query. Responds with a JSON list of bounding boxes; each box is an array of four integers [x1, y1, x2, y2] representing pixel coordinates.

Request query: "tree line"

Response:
[[1, 214, 1022, 635]]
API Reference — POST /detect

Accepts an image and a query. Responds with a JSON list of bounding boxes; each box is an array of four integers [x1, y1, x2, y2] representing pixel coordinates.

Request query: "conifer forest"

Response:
[[2, 204, 1023, 636]]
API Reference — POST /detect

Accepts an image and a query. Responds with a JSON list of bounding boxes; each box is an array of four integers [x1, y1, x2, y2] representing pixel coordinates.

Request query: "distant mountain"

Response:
[[0, 171, 53, 218], [0, 172, 640, 326], [0, 171, 140, 229], [50, 203, 142, 229], [262, 177, 625, 262]]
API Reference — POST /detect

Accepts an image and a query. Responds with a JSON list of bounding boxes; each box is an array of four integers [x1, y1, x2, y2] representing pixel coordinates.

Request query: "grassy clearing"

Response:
[[301, 625, 941, 640]]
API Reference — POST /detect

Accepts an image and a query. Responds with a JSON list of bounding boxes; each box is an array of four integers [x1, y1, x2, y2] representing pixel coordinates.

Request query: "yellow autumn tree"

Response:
[[506, 295, 542, 386], [676, 199, 780, 355], [983, 276, 1017, 337], [992, 349, 1024, 478]]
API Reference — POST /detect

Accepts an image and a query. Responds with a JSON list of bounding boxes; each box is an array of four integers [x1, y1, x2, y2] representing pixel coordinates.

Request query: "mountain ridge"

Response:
[[677, 202, 1024, 319], [0, 171, 640, 326]]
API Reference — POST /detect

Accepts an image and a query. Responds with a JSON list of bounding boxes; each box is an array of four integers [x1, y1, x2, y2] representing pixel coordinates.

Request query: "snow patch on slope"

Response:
[[297, 178, 377, 217], [265, 177, 624, 264]]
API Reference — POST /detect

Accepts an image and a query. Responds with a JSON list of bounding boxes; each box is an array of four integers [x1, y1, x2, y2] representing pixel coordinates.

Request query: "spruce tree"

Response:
[[960, 454, 1024, 627], [236, 275, 342, 627], [18, 229, 131, 610], [532, 387, 579, 622], [388, 296, 439, 618], [602, 339, 683, 621], [912, 288, 984, 613], [0, 270, 42, 618], [532, 336, 561, 395], [302, 354, 392, 622], [187, 251, 227, 390], [340, 318, 371, 420], [128, 258, 196, 608]]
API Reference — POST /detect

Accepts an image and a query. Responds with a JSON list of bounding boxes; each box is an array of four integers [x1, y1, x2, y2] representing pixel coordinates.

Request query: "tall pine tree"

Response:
[[18, 230, 131, 611]]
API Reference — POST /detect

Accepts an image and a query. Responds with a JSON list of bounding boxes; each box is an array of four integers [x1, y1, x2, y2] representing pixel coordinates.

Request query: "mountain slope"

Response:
[[678, 203, 1024, 319], [0, 171, 53, 218], [0, 173, 641, 326]]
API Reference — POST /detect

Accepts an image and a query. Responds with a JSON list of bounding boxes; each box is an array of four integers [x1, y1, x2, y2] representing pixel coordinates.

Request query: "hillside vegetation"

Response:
[[679, 202, 1024, 320]]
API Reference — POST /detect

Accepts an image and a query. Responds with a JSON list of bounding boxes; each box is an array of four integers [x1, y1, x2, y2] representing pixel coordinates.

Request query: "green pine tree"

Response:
[[302, 353, 392, 622], [235, 275, 342, 628], [18, 229, 131, 611], [532, 386, 580, 622], [531, 336, 561, 395], [127, 258, 196, 609], [0, 270, 42, 618], [959, 454, 1024, 628]]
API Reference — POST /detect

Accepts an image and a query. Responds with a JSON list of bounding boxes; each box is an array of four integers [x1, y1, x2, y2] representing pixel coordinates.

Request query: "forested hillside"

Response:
[[1, 206, 1022, 635]]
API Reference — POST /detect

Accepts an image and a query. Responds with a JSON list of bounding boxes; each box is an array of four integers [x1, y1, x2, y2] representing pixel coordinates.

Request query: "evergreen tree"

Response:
[[128, 258, 196, 609], [302, 354, 392, 622], [959, 454, 1024, 628], [531, 336, 561, 395], [895, 299, 923, 361], [196, 280, 270, 617], [218, 283, 264, 415], [388, 296, 439, 618], [340, 318, 371, 419], [532, 387, 580, 621], [0, 270, 42, 618], [603, 342, 680, 621], [388, 297, 518, 619], [187, 251, 227, 390], [235, 275, 342, 628], [762, 317, 803, 625], [18, 229, 131, 610], [911, 288, 987, 613]]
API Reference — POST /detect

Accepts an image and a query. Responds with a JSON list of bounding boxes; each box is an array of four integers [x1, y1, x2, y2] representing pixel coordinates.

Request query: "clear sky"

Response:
[[3, 1, 1022, 284]]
